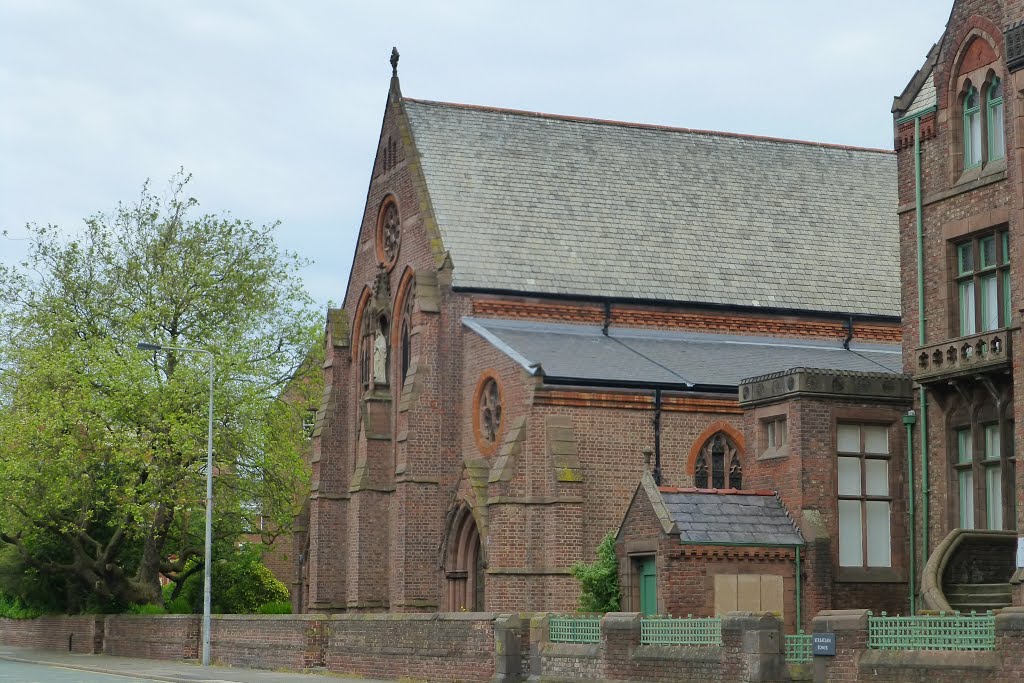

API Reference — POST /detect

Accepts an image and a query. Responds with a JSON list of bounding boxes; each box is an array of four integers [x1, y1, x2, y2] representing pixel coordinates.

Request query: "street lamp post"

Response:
[[137, 341, 214, 667]]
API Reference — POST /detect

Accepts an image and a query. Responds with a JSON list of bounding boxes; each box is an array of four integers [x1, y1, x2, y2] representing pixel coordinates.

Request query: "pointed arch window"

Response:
[[964, 86, 982, 169], [693, 433, 741, 490], [729, 455, 743, 490], [359, 326, 372, 388], [988, 78, 1004, 162], [399, 280, 415, 389]]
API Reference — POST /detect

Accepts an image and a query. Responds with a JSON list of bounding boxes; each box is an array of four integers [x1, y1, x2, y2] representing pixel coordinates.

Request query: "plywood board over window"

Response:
[[713, 574, 784, 616]]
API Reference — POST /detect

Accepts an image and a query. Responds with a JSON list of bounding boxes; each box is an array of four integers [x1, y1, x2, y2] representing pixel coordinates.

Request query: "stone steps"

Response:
[[944, 583, 1011, 613]]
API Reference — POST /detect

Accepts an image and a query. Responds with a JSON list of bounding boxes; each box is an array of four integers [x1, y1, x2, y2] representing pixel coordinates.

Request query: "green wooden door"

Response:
[[639, 556, 657, 616]]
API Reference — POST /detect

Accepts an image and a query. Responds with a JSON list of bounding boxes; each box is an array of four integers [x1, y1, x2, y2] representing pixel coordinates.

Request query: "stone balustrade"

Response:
[[914, 329, 1011, 382]]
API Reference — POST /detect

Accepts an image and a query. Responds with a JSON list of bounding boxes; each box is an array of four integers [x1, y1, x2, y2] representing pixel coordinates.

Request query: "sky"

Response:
[[0, 0, 953, 310]]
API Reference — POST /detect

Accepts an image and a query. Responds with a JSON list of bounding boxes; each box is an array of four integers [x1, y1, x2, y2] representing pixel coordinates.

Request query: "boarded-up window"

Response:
[[713, 574, 784, 616]]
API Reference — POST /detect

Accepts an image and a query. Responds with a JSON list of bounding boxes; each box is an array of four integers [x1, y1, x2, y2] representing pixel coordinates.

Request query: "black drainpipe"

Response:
[[843, 316, 854, 350], [653, 389, 663, 485], [602, 301, 611, 336]]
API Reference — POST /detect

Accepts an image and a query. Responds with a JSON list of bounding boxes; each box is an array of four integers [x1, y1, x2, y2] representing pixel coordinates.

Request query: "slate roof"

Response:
[[904, 68, 936, 118], [659, 488, 804, 546], [404, 98, 899, 317], [463, 317, 902, 389]]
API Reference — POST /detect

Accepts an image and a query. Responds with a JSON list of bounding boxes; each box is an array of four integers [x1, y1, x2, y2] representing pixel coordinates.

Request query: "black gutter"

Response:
[[454, 286, 902, 324], [540, 375, 737, 395]]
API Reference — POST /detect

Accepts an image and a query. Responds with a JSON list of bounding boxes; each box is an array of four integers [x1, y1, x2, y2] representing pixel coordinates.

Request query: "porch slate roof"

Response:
[[658, 489, 804, 546], [404, 98, 899, 316], [463, 317, 903, 389]]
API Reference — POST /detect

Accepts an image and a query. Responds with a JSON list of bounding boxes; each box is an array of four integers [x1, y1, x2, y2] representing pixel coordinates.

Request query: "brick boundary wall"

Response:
[[0, 615, 103, 653], [811, 608, 1024, 683], [325, 612, 501, 681], [104, 615, 200, 660], [531, 611, 789, 683], [210, 615, 328, 670], [8, 609, 1024, 682], [0, 613, 515, 681]]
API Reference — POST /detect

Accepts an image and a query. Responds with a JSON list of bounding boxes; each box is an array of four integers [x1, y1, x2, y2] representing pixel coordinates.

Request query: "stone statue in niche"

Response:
[[373, 316, 389, 385]]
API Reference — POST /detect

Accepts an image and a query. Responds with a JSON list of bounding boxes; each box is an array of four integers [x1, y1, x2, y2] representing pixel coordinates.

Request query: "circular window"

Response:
[[376, 197, 401, 268], [473, 372, 504, 454]]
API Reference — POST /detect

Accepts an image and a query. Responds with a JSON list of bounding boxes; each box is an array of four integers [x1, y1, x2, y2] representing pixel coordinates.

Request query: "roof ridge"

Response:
[[658, 486, 776, 496], [403, 96, 895, 155]]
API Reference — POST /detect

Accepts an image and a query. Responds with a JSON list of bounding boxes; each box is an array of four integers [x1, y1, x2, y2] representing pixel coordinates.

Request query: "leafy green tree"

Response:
[[0, 172, 322, 610], [570, 531, 621, 613]]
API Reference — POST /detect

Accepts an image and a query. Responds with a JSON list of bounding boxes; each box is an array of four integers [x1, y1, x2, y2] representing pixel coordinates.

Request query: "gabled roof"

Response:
[[404, 98, 899, 317], [659, 487, 804, 546], [904, 69, 937, 118], [892, 42, 941, 119], [626, 470, 804, 547], [463, 317, 902, 390]]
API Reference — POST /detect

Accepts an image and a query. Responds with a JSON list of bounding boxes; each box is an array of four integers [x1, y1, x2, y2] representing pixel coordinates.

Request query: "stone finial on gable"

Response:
[[390, 47, 400, 77]]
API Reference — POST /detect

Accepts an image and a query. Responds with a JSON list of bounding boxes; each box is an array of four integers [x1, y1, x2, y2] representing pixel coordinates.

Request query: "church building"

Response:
[[298, 50, 909, 622]]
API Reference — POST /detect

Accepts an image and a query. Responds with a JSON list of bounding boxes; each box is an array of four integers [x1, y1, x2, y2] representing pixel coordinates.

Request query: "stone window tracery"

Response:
[[479, 379, 502, 443], [473, 372, 504, 455], [693, 433, 741, 490], [376, 196, 401, 269]]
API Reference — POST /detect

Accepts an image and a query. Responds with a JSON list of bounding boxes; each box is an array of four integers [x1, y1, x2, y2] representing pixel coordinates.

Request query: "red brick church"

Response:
[[295, 50, 918, 626]]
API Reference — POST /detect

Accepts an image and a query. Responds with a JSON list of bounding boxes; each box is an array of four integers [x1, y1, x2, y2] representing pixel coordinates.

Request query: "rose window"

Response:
[[479, 379, 502, 444], [380, 201, 401, 265]]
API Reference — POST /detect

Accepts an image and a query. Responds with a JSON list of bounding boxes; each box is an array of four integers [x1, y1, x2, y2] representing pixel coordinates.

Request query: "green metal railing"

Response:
[[640, 616, 722, 646], [785, 632, 813, 663], [548, 615, 602, 643], [868, 611, 996, 651]]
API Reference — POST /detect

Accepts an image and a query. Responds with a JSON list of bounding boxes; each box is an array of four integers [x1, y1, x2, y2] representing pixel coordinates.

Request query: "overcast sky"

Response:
[[1, 1, 952, 309]]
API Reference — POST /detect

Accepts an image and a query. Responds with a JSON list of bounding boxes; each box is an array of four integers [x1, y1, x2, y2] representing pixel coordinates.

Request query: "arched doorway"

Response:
[[444, 505, 484, 612]]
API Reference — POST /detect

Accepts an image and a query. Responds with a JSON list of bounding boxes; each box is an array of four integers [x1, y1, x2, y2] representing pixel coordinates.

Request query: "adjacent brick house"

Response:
[[893, 0, 1023, 612], [301, 53, 906, 616]]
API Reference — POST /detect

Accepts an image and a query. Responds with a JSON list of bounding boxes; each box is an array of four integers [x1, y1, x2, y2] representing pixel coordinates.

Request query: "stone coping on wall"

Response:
[[739, 367, 912, 407]]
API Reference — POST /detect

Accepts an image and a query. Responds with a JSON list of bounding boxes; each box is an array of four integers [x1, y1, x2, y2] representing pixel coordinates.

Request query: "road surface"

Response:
[[0, 659, 163, 682]]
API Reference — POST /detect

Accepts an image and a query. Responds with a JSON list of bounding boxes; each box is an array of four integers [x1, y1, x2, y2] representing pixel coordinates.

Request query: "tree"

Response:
[[570, 531, 621, 613], [0, 172, 322, 611]]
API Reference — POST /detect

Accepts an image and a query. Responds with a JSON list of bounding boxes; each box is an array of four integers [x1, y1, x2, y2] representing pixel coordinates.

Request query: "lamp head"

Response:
[[137, 342, 162, 351]]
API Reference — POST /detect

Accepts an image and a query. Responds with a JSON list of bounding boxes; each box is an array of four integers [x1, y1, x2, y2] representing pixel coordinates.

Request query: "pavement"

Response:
[[0, 646, 393, 683]]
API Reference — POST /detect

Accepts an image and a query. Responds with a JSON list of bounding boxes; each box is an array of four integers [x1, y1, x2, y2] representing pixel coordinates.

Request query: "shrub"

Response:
[[174, 545, 290, 614], [570, 531, 620, 613], [256, 600, 292, 614], [165, 596, 192, 614], [0, 594, 43, 619], [127, 603, 166, 615]]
